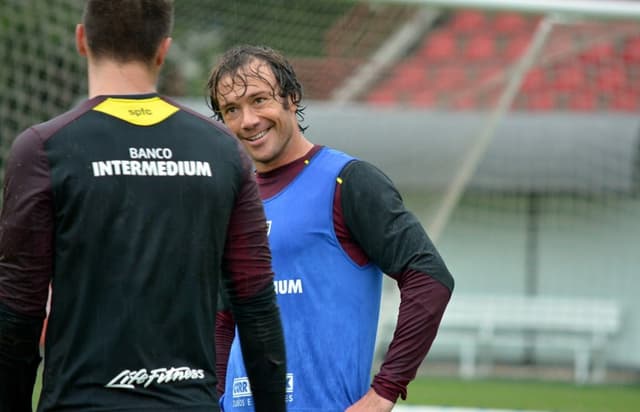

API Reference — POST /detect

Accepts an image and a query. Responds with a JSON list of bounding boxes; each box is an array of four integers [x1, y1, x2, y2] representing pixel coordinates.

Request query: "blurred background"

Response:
[[2, 0, 639, 393]]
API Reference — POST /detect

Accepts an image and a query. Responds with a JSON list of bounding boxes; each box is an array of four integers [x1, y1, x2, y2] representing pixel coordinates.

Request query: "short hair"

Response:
[[206, 45, 307, 133], [82, 0, 174, 64]]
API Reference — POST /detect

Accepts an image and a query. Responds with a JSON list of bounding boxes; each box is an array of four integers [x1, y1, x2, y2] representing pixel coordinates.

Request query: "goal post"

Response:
[[369, 0, 640, 20]]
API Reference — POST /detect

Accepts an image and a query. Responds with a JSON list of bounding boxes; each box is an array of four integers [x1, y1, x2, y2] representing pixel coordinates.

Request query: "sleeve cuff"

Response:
[[372, 376, 406, 402]]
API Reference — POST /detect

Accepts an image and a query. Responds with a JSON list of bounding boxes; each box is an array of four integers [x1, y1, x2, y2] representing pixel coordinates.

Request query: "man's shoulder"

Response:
[[164, 96, 236, 136], [338, 157, 379, 178], [316, 146, 379, 175], [27, 98, 97, 142], [338, 158, 399, 199]]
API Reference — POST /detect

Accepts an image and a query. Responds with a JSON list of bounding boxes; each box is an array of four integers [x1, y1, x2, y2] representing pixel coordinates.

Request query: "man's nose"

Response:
[[241, 107, 260, 130]]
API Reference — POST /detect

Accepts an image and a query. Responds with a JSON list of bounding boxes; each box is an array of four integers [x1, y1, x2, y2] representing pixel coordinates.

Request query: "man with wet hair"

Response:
[[208, 44, 454, 412]]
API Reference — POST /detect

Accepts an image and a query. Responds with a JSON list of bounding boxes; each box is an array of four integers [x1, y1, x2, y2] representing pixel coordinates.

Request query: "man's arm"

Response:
[[215, 286, 235, 397], [372, 270, 451, 401], [0, 303, 43, 412], [0, 128, 54, 411], [340, 160, 454, 405], [220, 145, 286, 412]]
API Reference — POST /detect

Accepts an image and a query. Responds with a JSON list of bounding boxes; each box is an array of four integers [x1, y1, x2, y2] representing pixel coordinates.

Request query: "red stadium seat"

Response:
[[622, 36, 640, 63], [474, 63, 504, 84], [552, 64, 586, 92], [526, 90, 556, 110], [450, 10, 487, 33], [597, 64, 628, 92], [611, 92, 640, 111], [431, 65, 469, 91], [521, 68, 547, 93], [504, 35, 532, 60], [493, 12, 530, 33], [579, 42, 617, 65], [452, 94, 478, 110], [391, 62, 427, 90], [409, 89, 437, 107], [464, 34, 496, 61], [367, 88, 398, 106], [568, 91, 599, 111], [419, 32, 458, 61]]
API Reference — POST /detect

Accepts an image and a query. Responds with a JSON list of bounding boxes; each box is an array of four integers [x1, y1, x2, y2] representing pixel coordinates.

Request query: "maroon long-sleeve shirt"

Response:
[[0, 94, 286, 411]]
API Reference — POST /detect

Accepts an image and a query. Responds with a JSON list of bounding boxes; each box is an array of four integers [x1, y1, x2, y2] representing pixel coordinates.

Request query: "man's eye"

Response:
[[225, 107, 237, 114]]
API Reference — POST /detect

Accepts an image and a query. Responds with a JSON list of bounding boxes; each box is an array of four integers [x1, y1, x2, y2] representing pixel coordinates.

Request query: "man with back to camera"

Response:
[[0, 3, 286, 411], [207, 44, 454, 412]]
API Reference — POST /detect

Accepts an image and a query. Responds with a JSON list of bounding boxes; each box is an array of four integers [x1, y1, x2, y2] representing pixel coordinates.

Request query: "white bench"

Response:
[[433, 294, 622, 384]]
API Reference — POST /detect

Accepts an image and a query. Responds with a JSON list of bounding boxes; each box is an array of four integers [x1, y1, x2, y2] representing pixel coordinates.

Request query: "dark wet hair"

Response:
[[82, 0, 174, 65], [206, 44, 307, 133]]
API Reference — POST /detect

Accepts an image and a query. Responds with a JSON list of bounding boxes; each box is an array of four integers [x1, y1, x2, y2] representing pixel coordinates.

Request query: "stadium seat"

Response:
[[390, 61, 427, 91], [451, 94, 478, 110], [450, 10, 487, 33], [419, 32, 458, 61], [464, 34, 496, 61], [473, 63, 504, 84], [521, 67, 547, 93], [579, 42, 617, 65], [597, 64, 627, 92], [367, 88, 398, 106], [493, 12, 531, 33], [611, 92, 640, 111], [504, 35, 533, 60], [431, 65, 469, 91], [409, 89, 437, 107], [552, 64, 586, 91], [526, 90, 556, 110], [622, 36, 640, 63], [568, 91, 599, 111]]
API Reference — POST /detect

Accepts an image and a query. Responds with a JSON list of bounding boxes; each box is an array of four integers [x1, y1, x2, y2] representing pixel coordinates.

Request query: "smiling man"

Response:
[[207, 45, 454, 412]]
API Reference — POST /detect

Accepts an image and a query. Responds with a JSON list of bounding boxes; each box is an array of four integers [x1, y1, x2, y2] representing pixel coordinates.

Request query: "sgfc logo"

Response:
[[128, 108, 152, 116]]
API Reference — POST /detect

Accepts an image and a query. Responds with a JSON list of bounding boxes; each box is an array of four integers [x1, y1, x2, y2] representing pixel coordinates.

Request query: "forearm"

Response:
[[215, 309, 235, 397], [372, 271, 451, 402], [0, 302, 43, 411], [231, 284, 286, 412]]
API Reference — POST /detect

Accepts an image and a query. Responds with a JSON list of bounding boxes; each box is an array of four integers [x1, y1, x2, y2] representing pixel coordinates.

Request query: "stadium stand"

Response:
[[361, 9, 640, 111]]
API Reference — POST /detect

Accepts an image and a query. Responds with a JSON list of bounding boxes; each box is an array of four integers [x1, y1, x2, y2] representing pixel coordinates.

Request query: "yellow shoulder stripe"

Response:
[[93, 97, 179, 126]]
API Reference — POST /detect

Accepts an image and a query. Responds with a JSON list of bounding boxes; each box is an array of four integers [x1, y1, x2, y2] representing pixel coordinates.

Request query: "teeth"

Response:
[[247, 129, 268, 141]]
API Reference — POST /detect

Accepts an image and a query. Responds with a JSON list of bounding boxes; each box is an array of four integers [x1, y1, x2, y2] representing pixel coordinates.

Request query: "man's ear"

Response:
[[288, 96, 298, 113], [75, 24, 88, 56], [155, 37, 172, 67]]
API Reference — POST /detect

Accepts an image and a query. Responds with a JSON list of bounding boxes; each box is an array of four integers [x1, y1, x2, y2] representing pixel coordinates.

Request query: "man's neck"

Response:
[[87, 60, 159, 98]]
